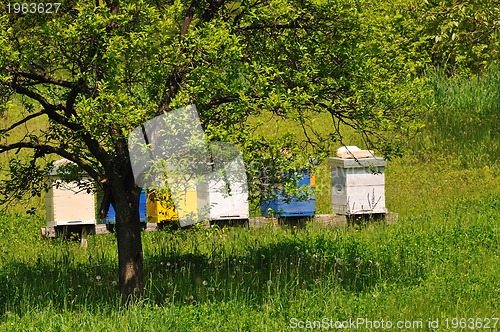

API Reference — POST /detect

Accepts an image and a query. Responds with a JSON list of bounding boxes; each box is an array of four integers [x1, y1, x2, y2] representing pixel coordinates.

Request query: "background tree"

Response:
[[0, 0, 424, 303], [422, 0, 499, 74], [363, 0, 500, 75]]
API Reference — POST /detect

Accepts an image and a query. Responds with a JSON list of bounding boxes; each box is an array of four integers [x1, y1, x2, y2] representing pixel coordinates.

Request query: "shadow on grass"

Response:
[[142, 234, 428, 306], [0, 255, 120, 316], [0, 228, 428, 316]]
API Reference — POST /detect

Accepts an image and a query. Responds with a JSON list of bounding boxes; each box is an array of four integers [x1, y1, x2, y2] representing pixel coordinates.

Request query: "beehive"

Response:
[[328, 157, 387, 215], [261, 171, 316, 218], [208, 177, 249, 221], [45, 161, 96, 227], [204, 150, 248, 220], [147, 183, 209, 227], [105, 190, 147, 224]]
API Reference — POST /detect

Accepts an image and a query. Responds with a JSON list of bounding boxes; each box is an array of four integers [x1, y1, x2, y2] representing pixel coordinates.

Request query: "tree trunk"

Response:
[[113, 182, 144, 305]]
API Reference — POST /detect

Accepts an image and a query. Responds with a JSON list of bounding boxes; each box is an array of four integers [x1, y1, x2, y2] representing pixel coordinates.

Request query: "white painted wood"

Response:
[[209, 185, 249, 220], [347, 186, 385, 214], [207, 150, 249, 220], [208, 178, 249, 220], [332, 168, 385, 187], [46, 177, 96, 227], [329, 157, 387, 215], [328, 157, 386, 168]]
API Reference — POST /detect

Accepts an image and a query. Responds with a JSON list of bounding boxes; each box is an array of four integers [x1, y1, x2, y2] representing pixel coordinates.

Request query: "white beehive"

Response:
[[328, 157, 387, 215], [209, 179, 249, 220], [45, 160, 96, 227], [208, 159, 249, 221]]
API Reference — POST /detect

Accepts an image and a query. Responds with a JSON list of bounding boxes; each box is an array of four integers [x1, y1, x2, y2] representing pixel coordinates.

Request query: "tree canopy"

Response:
[[0, 0, 447, 302]]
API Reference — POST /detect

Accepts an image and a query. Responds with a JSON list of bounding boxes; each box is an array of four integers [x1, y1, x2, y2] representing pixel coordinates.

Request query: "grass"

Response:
[[0, 69, 499, 330], [411, 66, 500, 168], [0, 193, 498, 330]]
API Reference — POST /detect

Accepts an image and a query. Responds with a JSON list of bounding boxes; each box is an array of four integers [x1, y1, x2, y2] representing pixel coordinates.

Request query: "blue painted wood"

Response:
[[260, 171, 316, 218], [105, 190, 147, 224]]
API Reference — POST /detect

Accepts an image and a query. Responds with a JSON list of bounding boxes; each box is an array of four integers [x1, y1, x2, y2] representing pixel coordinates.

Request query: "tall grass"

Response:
[[412, 67, 500, 167], [0, 191, 499, 330]]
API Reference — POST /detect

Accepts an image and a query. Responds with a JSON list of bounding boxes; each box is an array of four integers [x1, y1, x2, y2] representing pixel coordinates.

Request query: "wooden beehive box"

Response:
[[260, 171, 316, 218], [46, 169, 96, 227], [147, 182, 209, 227], [328, 157, 387, 215], [205, 143, 249, 221], [208, 177, 249, 221], [105, 190, 148, 224]]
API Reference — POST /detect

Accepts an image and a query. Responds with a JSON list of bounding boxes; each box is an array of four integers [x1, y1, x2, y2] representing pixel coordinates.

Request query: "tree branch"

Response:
[[201, 0, 226, 23], [157, 66, 189, 114], [65, 87, 81, 118], [235, 22, 304, 33], [181, 0, 199, 37], [1, 110, 45, 134], [204, 95, 239, 108], [9, 79, 63, 113], [17, 72, 77, 89], [8, 78, 79, 129], [0, 141, 102, 182], [157, 1, 229, 114], [9, 77, 110, 163], [99, 182, 113, 219]]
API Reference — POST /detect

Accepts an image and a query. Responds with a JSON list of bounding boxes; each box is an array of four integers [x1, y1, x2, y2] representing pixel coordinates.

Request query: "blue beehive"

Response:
[[261, 171, 316, 218], [105, 190, 147, 224]]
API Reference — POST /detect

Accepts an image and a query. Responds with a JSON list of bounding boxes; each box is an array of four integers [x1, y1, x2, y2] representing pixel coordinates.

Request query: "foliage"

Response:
[[422, 0, 500, 74], [358, 0, 500, 75], [0, 0, 427, 206], [2, 0, 495, 302]]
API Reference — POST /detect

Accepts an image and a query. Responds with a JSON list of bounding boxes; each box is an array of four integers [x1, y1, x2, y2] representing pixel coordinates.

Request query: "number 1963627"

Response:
[[6, 3, 61, 14]]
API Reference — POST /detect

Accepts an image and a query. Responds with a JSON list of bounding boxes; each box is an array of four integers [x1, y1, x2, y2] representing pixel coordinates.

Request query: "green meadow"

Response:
[[0, 71, 499, 330]]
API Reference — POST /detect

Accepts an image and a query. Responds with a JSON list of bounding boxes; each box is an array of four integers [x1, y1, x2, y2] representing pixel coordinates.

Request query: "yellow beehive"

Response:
[[146, 187, 200, 224]]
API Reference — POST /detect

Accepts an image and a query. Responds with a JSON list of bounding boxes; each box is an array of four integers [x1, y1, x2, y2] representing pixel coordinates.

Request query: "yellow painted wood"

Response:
[[310, 175, 316, 188], [147, 188, 199, 223]]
